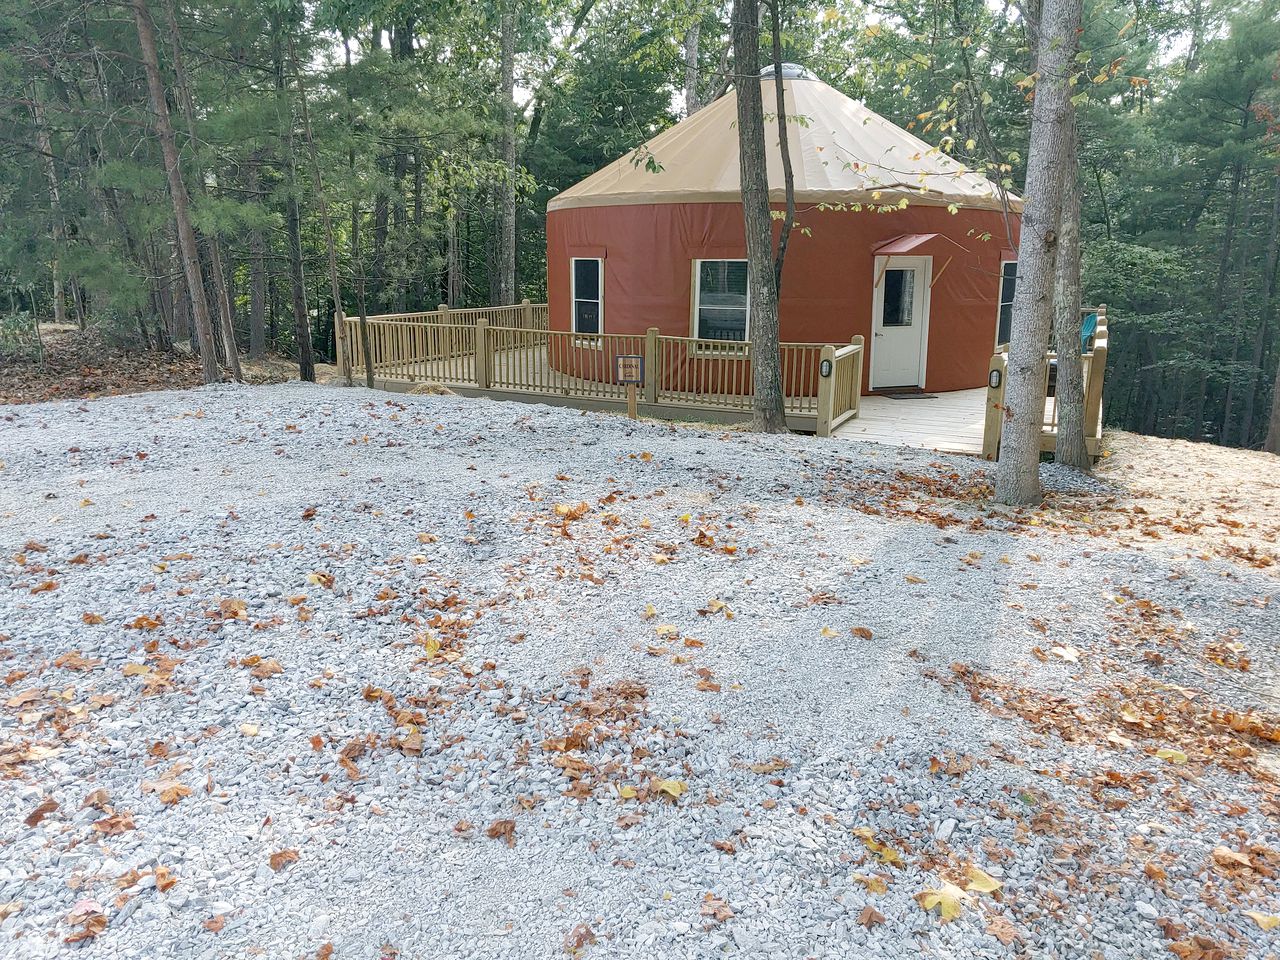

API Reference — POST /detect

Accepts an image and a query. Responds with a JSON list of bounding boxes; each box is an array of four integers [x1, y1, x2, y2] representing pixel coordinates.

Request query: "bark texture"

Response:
[[131, 0, 219, 384], [995, 0, 1081, 503], [1051, 105, 1089, 469], [497, 0, 517, 304], [732, 0, 787, 433]]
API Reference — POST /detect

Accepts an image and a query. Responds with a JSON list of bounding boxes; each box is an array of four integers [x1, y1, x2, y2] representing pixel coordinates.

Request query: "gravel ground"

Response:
[[1, 382, 1277, 960]]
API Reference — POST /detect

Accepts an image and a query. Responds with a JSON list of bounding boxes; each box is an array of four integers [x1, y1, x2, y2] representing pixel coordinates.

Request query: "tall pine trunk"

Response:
[[1243, 175, 1279, 446], [131, 0, 219, 383], [732, 0, 787, 433], [496, 0, 517, 303], [247, 157, 266, 360], [164, 0, 240, 380], [31, 93, 70, 329], [995, 0, 1080, 504], [272, 24, 314, 382], [1052, 105, 1089, 469], [289, 35, 345, 379]]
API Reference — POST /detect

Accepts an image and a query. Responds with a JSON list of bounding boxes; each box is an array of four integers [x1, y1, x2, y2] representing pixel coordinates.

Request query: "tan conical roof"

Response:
[[547, 75, 1020, 214]]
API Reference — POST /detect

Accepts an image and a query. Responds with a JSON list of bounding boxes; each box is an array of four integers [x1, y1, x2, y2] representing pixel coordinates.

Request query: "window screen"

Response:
[[572, 258, 602, 335], [695, 260, 748, 341], [881, 269, 916, 327], [997, 261, 1017, 345]]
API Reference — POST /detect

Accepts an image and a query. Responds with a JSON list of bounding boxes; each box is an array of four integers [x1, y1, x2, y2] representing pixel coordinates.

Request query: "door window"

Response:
[[881, 269, 916, 327]]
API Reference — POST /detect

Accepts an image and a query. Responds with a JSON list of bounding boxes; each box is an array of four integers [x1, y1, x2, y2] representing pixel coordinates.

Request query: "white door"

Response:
[[870, 256, 930, 390]]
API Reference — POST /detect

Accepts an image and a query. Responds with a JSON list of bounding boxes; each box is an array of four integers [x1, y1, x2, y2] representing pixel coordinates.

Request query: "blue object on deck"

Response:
[[1081, 312, 1098, 353]]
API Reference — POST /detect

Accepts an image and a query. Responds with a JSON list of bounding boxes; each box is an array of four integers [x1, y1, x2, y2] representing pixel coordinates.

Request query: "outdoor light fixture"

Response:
[[820, 359, 833, 377], [988, 369, 1002, 389]]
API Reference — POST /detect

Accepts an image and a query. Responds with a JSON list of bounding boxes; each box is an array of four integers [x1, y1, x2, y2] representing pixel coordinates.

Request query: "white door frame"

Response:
[[869, 255, 932, 390]]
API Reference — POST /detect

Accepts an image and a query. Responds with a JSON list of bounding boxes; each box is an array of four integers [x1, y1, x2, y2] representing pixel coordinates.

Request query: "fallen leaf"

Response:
[[202, 914, 226, 933], [1211, 846, 1252, 869], [485, 819, 516, 848], [699, 893, 733, 923], [1243, 911, 1280, 931], [655, 779, 687, 800], [965, 866, 1003, 894], [853, 873, 888, 894], [24, 797, 58, 828], [851, 626, 873, 640], [563, 923, 597, 953], [122, 663, 151, 677], [915, 882, 967, 922], [154, 866, 178, 892], [857, 905, 885, 928], [269, 849, 299, 871], [1155, 748, 1188, 764], [239, 723, 259, 737], [985, 914, 1022, 945]]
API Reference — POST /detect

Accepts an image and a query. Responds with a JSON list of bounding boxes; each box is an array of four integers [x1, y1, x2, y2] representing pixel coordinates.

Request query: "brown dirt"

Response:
[[1094, 430, 1280, 569], [0, 326, 340, 404]]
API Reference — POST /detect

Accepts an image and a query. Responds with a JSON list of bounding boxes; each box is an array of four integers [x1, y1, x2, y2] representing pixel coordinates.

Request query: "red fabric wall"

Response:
[[546, 201, 1020, 393]]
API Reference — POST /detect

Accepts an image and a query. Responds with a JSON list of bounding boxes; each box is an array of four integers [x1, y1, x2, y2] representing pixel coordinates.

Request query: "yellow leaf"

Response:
[[820, 627, 839, 639], [853, 874, 888, 894], [1155, 748, 1187, 764], [905, 575, 926, 584], [678, 513, 692, 524], [642, 604, 657, 620], [1244, 911, 1280, 931], [966, 866, 1003, 894], [1050, 645, 1080, 663], [122, 663, 151, 677], [656, 779, 687, 799], [654, 623, 679, 636], [239, 723, 259, 737], [617, 785, 638, 800], [916, 882, 967, 921]]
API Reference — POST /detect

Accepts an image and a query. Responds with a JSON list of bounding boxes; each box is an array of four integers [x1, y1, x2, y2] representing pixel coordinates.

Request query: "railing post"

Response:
[[335, 310, 352, 385], [521, 298, 532, 328], [816, 344, 836, 437], [474, 318, 490, 389], [644, 327, 659, 404], [982, 351, 1007, 461], [850, 335, 864, 418], [1083, 338, 1107, 449], [438, 303, 449, 324]]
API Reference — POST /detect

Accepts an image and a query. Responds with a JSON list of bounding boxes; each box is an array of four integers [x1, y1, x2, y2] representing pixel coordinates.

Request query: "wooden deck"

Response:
[[832, 388, 987, 455]]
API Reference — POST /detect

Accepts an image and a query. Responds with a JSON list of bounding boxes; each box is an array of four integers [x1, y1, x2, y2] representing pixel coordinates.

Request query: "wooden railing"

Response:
[[982, 306, 1109, 460], [340, 313, 864, 436]]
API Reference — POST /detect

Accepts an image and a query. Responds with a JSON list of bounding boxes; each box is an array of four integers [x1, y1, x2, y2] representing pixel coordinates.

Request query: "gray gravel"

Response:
[[1, 382, 1277, 960]]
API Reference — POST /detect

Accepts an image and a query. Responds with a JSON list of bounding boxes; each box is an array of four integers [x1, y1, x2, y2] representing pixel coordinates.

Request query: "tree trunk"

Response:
[[31, 93, 69, 328], [768, 1, 795, 297], [163, 0, 241, 381], [130, 0, 219, 383], [1052, 108, 1089, 469], [289, 35, 344, 380], [732, 0, 787, 433], [247, 158, 266, 360], [995, 0, 1080, 504], [496, 0, 517, 304], [1242, 175, 1279, 446], [683, 14, 702, 116], [272, 24, 314, 382]]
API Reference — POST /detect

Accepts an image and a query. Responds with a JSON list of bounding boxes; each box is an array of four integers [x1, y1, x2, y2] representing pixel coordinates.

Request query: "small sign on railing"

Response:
[[615, 354, 644, 420]]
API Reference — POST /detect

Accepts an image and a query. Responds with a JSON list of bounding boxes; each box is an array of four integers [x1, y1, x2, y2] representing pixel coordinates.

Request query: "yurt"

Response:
[[545, 65, 1022, 394]]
